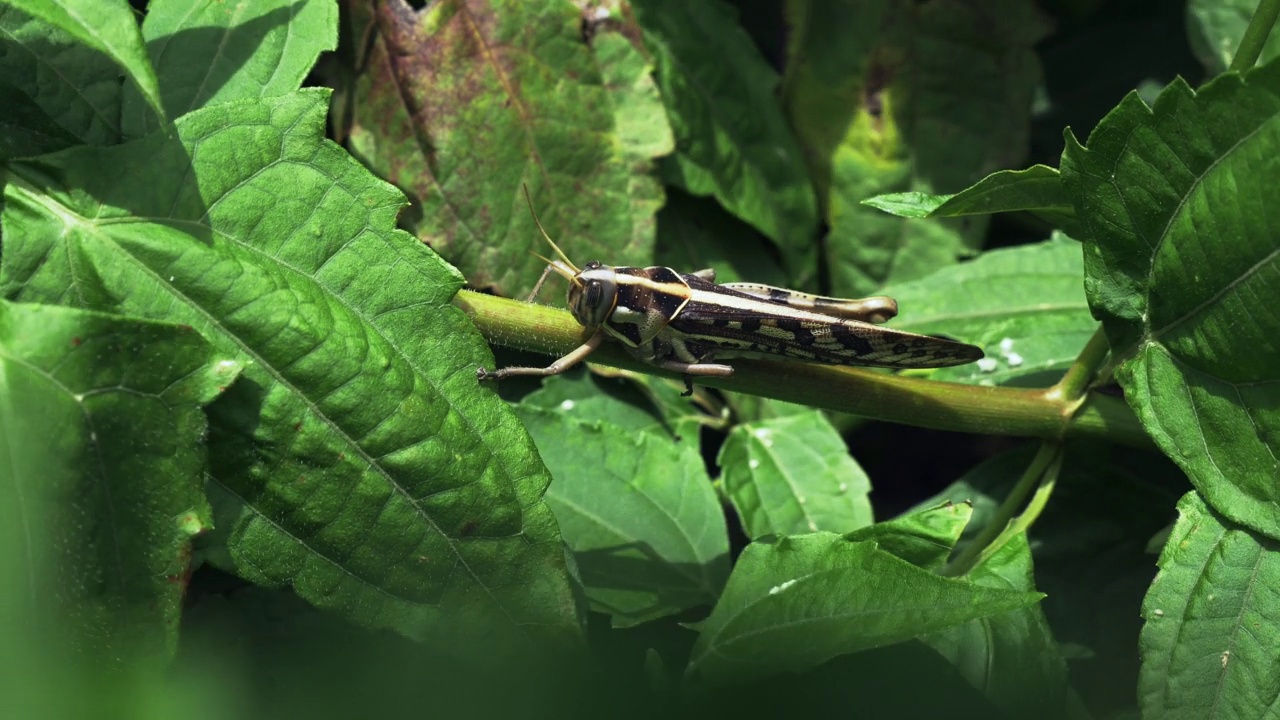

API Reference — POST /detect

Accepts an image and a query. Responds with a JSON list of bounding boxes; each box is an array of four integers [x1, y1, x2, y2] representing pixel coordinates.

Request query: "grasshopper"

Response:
[[477, 193, 983, 394]]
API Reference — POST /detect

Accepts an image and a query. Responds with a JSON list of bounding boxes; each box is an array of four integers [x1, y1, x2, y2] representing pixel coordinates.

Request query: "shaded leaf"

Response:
[[122, 0, 338, 136], [0, 5, 125, 145], [784, 0, 1047, 296], [923, 534, 1071, 720], [686, 533, 1043, 684], [1, 89, 582, 649], [519, 368, 674, 437], [912, 441, 1186, 701], [0, 81, 82, 159], [718, 410, 873, 538], [514, 407, 730, 627], [633, 0, 818, 284], [883, 233, 1095, 386], [653, 189, 789, 287], [1061, 63, 1280, 539], [345, 0, 669, 296], [1140, 492, 1280, 719], [0, 300, 237, 668], [2, 0, 164, 121]]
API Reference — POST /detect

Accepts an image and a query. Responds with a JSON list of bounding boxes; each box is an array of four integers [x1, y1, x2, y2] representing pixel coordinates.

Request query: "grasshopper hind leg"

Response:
[[652, 359, 734, 396]]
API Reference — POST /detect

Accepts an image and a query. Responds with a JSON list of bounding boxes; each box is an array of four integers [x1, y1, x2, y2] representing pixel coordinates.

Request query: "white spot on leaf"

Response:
[[559, 399, 575, 411], [977, 357, 998, 373], [768, 579, 798, 595]]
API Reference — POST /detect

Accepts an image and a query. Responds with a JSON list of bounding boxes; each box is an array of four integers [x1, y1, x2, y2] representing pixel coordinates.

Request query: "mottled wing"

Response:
[[670, 278, 982, 368]]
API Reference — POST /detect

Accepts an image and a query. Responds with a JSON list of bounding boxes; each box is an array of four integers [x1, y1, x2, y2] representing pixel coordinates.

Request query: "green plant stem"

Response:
[[455, 290, 1151, 449], [1049, 326, 1109, 403], [1232, 0, 1280, 71], [941, 441, 1062, 576]]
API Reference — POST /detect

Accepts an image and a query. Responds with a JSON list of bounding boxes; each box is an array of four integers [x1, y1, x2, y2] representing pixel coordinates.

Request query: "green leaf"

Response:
[[0, 5, 126, 145], [718, 410, 873, 539], [882, 233, 1095, 385], [783, 0, 1047, 296], [632, 0, 819, 284], [0, 300, 238, 667], [686, 533, 1043, 684], [1140, 491, 1280, 719], [519, 368, 675, 437], [2, 0, 165, 123], [514, 407, 730, 628], [1, 89, 582, 649], [923, 534, 1071, 720], [1061, 64, 1280, 539], [1187, 0, 1280, 75], [864, 165, 1077, 231], [846, 503, 973, 571], [0, 81, 83, 159], [345, 0, 670, 296], [121, 0, 338, 136]]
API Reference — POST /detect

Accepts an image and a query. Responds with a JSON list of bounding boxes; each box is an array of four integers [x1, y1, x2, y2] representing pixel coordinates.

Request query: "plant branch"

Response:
[[1232, 0, 1280, 72], [941, 440, 1062, 576], [455, 290, 1152, 449]]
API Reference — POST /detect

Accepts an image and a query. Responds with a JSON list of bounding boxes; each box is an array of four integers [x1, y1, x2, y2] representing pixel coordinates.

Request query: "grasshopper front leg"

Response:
[[477, 329, 606, 383]]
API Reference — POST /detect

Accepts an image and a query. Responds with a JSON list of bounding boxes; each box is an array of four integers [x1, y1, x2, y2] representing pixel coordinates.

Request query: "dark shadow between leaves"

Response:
[[571, 541, 730, 626]]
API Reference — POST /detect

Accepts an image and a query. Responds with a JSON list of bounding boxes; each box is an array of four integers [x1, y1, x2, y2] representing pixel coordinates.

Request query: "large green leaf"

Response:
[[514, 407, 730, 627], [0, 0, 164, 122], [1187, 0, 1280, 75], [0, 5, 126, 146], [0, 300, 237, 667], [783, 0, 1047, 296], [1140, 492, 1280, 719], [631, 0, 818, 284], [121, 0, 338, 136], [718, 410, 873, 539], [1061, 63, 1280, 539], [686, 533, 1042, 684], [882, 233, 1096, 386], [1, 89, 582, 649], [345, 0, 670, 296]]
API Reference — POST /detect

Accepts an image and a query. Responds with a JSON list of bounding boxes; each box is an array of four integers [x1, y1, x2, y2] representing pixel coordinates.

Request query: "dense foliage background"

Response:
[[1, 0, 1278, 718]]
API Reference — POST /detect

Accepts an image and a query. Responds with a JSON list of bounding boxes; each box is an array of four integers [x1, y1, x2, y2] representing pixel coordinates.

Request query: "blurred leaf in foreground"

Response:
[[1, 89, 582, 651], [0, 300, 237, 668]]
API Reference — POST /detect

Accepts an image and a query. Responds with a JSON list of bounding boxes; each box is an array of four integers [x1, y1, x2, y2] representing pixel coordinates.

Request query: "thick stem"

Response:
[[455, 290, 1151, 449], [1231, 0, 1280, 72]]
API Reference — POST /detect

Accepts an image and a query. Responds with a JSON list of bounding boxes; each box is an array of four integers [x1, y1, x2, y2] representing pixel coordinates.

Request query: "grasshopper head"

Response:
[[567, 261, 618, 328]]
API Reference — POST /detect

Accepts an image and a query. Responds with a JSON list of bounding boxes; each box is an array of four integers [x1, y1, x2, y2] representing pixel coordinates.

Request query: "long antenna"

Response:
[[522, 183, 579, 274]]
